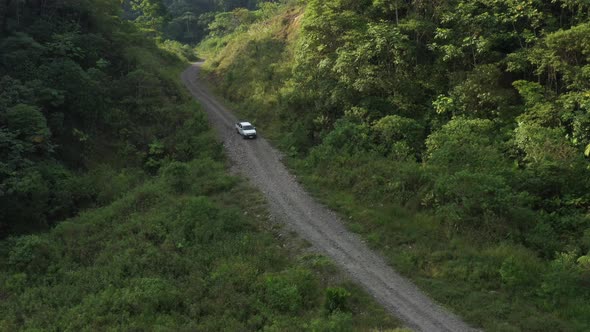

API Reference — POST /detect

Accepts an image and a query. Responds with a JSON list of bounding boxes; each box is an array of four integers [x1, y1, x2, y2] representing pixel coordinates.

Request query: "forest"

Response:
[[200, 0, 590, 330], [0, 0, 403, 330], [123, 0, 271, 43]]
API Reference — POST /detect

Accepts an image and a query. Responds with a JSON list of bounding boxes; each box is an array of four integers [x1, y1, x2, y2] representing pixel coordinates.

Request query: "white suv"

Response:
[[235, 121, 257, 139]]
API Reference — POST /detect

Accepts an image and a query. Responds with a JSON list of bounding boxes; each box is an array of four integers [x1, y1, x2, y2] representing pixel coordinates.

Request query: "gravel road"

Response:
[[181, 62, 477, 332]]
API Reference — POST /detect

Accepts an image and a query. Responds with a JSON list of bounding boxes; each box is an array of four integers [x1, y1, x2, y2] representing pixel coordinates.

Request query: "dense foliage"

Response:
[[125, 0, 279, 43], [0, 0, 404, 329], [201, 0, 590, 330], [0, 155, 399, 330], [0, 0, 220, 237]]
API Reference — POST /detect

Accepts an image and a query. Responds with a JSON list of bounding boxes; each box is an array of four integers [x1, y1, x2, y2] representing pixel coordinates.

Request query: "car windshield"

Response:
[[242, 125, 254, 130]]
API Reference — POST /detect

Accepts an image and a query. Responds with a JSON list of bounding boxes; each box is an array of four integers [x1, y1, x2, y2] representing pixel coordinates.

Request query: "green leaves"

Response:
[[8, 235, 55, 274], [325, 286, 351, 313], [514, 122, 578, 165], [5, 104, 50, 142], [333, 22, 409, 95], [426, 117, 507, 173], [130, 0, 169, 34], [46, 32, 84, 59], [372, 115, 423, 158]]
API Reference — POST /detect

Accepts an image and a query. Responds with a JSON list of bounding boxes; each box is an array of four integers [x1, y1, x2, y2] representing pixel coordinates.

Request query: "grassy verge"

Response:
[[286, 159, 565, 331]]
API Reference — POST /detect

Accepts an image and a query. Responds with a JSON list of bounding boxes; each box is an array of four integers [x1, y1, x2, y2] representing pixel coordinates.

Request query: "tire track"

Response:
[[181, 63, 477, 332]]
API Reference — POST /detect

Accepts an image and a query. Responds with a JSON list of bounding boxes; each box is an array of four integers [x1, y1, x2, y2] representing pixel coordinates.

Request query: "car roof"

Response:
[[239, 121, 252, 126]]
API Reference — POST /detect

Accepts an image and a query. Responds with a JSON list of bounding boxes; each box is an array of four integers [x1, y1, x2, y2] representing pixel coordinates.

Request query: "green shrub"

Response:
[[541, 253, 580, 305], [5, 104, 50, 140], [309, 311, 353, 332], [540, 252, 583, 306], [499, 249, 543, 293], [159, 40, 198, 62], [431, 170, 525, 232], [8, 235, 55, 274], [372, 114, 424, 157], [264, 274, 303, 313], [325, 287, 351, 313], [525, 219, 561, 258], [162, 161, 190, 193], [79, 165, 146, 206], [3, 273, 27, 292], [425, 117, 508, 173]]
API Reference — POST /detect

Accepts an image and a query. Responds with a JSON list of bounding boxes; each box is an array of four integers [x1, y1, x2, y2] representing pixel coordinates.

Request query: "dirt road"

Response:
[[181, 63, 476, 332]]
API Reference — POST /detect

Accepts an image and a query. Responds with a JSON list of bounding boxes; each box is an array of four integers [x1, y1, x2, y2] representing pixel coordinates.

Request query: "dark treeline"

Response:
[[0, 0, 217, 237], [201, 0, 590, 330], [124, 0, 278, 43]]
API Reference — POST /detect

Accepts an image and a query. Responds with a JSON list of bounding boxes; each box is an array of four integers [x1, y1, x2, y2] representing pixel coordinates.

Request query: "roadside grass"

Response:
[[285, 157, 584, 331]]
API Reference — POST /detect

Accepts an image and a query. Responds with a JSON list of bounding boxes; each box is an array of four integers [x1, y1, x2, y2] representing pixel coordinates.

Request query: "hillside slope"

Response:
[[0, 1, 401, 330], [200, 1, 590, 331]]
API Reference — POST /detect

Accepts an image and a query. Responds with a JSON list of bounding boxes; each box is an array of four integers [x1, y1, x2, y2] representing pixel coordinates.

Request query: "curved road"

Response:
[[181, 63, 476, 332]]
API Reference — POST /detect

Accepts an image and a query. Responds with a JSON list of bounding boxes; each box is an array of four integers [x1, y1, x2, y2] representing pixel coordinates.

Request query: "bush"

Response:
[[321, 119, 372, 155], [162, 161, 190, 193], [372, 114, 424, 157], [540, 252, 583, 306], [499, 248, 543, 293], [264, 274, 303, 313], [79, 165, 146, 206], [8, 235, 55, 274], [425, 117, 508, 173], [525, 219, 561, 258], [309, 311, 353, 332], [325, 287, 351, 313], [5, 104, 50, 140], [431, 170, 527, 233], [159, 40, 198, 62], [582, 228, 590, 253]]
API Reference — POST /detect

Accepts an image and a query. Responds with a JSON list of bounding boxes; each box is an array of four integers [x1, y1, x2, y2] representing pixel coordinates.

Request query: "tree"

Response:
[[425, 117, 508, 173], [5, 104, 50, 142], [372, 115, 423, 158], [130, 0, 169, 34]]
